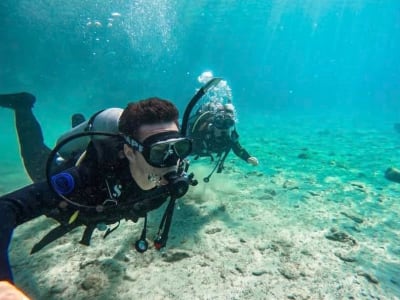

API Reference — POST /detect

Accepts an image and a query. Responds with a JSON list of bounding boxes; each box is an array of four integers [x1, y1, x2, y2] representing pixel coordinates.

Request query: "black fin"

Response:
[[0, 92, 35, 110]]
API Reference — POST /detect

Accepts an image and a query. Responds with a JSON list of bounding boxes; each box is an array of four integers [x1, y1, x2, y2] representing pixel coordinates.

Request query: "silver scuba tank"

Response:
[[56, 108, 123, 159]]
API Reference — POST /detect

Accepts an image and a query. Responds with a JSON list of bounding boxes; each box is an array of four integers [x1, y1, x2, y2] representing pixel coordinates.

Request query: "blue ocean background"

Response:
[[1, 1, 400, 299], [1, 1, 399, 172], [2, 1, 399, 115]]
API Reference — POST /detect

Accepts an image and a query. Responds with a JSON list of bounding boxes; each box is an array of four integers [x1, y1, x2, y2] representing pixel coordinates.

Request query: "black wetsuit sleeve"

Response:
[[231, 130, 251, 162], [0, 181, 59, 282]]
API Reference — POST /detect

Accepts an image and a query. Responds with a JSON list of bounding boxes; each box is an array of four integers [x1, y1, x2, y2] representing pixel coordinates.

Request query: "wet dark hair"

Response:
[[118, 97, 179, 138]]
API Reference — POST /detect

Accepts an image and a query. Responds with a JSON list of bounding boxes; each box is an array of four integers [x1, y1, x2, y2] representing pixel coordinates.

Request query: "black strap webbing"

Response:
[[31, 223, 80, 254]]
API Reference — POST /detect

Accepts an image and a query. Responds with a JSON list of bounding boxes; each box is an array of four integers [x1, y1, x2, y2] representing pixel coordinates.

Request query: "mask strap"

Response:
[[124, 135, 143, 152]]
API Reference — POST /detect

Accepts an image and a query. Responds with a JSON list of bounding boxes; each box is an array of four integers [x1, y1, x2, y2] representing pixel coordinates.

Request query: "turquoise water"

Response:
[[1, 1, 400, 299]]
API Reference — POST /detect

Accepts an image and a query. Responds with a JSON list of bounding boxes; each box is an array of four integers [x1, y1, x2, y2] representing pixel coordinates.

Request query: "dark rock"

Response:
[[205, 227, 222, 234], [283, 180, 299, 190], [235, 266, 244, 274], [340, 212, 364, 224], [49, 284, 67, 294], [81, 275, 104, 290], [226, 246, 239, 253], [334, 252, 357, 262], [264, 188, 277, 196], [278, 267, 299, 280], [385, 167, 400, 183], [350, 182, 365, 189], [162, 251, 191, 262], [308, 191, 320, 196], [325, 229, 357, 246], [298, 153, 309, 159], [394, 123, 400, 134], [100, 259, 125, 277], [252, 270, 267, 276], [357, 271, 379, 284]]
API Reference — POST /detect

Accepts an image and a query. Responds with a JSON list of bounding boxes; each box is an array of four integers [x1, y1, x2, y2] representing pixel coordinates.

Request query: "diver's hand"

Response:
[[247, 156, 259, 166], [0, 281, 31, 300]]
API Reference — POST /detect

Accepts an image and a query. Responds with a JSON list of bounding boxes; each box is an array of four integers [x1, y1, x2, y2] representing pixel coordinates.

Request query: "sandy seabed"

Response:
[[3, 112, 400, 300]]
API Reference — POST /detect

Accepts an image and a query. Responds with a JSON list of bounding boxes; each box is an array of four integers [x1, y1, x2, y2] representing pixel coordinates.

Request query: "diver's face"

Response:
[[123, 122, 180, 190], [213, 126, 232, 137]]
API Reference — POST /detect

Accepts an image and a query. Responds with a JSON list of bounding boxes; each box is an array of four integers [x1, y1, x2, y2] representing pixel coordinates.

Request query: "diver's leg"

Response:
[[0, 93, 51, 182], [0, 208, 13, 282], [15, 109, 51, 182], [0, 182, 59, 282]]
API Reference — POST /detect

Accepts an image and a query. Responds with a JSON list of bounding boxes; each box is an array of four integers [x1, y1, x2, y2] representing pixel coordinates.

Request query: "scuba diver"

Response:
[[0, 92, 197, 284], [186, 72, 259, 182]]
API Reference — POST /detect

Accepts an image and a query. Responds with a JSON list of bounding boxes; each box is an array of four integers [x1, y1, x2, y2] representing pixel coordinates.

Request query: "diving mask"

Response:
[[125, 131, 192, 168]]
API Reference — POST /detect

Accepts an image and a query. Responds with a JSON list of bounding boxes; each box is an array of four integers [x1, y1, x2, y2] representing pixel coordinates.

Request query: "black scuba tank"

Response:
[[56, 108, 123, 160]]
